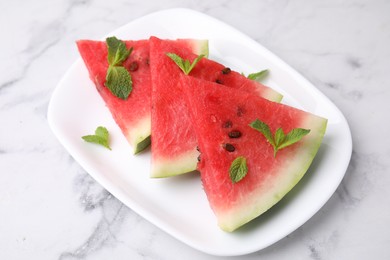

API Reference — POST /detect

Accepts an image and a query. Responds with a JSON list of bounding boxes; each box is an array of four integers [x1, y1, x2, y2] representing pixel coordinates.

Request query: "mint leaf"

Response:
[[188, 54, 205, 74], [166, 53, 184, 68], [82, 126, 111, 150], [105, 37, 133, 100], [106, 66, 132, 99], [274, 128, 286, 157], [249, 119, 275, 147], [229, 156, 248, 183], [247, 69, 269, 81], [278, 128, 311, 150], [249, 119, 310, 157], [166, 53, 205, 75], [106, 36, 132, 66]]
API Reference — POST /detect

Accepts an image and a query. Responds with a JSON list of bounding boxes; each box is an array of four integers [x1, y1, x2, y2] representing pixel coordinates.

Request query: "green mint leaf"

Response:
[[106, 36, 132, 66], [274, 128, 285, 147], [166, 53, 205, 75], [106, 66, 132, 100], [278, 128, 311, 150], [105, 37, 133, 100], [82, 126, 111, 150], [274, 128, 285, 157], [250, 119, 310, 157], [229, 156, 248, 183], [166, 53, 185, 70], [249, 119, 275, 147], [247, 69, 269, 82], [188, 54, 205, 74]]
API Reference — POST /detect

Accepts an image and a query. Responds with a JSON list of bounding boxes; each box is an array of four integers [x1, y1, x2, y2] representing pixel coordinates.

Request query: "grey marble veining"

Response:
[[1, 0, 390, 259]]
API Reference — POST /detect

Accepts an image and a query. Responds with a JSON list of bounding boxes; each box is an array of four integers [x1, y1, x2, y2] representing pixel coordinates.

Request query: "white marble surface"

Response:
[[1, 0, 389, 259]]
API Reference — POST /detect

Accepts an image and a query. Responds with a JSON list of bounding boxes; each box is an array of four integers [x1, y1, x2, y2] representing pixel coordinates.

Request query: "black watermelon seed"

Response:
[[228, 130, 242, 138], [237, 107, 245, 117], [222, 120, 232, 128], [129, 61, 139, 71], [223, 143, 235, 152], [197, 154, 201, 162], [215, 79, 223, 84], [221, 67, 231, 74]]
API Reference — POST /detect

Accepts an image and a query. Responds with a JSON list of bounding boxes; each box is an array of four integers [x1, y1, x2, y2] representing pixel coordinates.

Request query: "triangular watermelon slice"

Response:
[[180, 75, 327, 232], [77, 39, 151, 154], [77, 38, 208, 154], [149, 36, 282, 177]]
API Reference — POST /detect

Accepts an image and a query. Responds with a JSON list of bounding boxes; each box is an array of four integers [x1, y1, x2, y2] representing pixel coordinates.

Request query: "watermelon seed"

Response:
[[129, 61, 138, 71], [196, 146, 200, 152], [215, 79, 223, 84], [237, 107, 245, 117], [223, 143, 235, 152], [222, 120, 232, 128], [221, 67, 231, 74], [228, 130, 242, 138], [197, 154, 201, 162]]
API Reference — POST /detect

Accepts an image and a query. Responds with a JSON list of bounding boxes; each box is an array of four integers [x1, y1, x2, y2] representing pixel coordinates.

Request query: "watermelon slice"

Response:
[[77, 39, 151, 154], [180, 75, 327, 232], [76, 38, 208, 154], [149, 36, 283, 178]]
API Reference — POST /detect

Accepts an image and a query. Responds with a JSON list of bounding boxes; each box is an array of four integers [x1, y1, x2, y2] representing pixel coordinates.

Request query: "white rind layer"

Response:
[[150, 148, 199, 178]]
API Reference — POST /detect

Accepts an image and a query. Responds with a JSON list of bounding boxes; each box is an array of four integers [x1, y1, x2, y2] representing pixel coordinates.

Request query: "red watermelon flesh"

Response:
[[77, 39, 151, 154], [149, 36, 282, 178], [190, 58, 283, 103], [180, 75, 327, 232], [149, 37, 209, 177]]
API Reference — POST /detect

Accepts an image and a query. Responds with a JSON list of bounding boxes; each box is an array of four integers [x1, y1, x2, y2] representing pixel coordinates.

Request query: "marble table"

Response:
[[1, 0, 389, 259]]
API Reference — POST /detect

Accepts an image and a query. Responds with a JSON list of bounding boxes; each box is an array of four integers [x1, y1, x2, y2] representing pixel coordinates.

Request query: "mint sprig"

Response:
[[249, 119, 310, 157], [166, 53, 205, 75], [105, 37, 133, 100], [229, 156, 248, 183], [82, 126, 111, 150]]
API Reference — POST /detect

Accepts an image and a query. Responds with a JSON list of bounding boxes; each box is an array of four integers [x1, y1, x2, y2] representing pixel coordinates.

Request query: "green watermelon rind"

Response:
[[135, 136, 151, 154], [217, 115, 327, 232]]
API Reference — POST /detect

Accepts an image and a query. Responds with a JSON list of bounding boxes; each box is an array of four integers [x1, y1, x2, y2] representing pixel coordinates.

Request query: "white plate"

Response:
[[48, 8, 352, 256]]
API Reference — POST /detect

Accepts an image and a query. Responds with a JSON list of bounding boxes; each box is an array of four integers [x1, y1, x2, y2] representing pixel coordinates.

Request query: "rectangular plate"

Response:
[[48, 8, 352, 256]]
